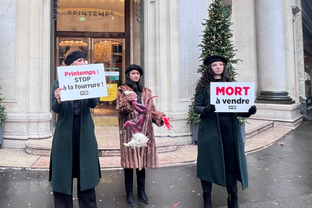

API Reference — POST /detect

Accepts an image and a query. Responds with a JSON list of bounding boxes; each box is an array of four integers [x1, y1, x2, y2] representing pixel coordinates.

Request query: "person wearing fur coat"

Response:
[[116, 64, 170, 207]]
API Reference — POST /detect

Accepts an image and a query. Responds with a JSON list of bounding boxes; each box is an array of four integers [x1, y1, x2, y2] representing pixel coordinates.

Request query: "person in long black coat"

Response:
[[194, 55, 257, 208], [49, 50, 101, 208]]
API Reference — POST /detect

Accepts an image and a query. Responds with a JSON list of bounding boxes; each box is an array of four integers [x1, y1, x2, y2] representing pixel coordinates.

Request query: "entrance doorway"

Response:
[[56, 37, 124, 124], [55, 0, 132, 125], [93, 38, 124, 118]]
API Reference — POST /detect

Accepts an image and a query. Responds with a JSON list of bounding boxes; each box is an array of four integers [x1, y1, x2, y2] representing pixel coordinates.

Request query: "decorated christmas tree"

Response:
[[197, 0, 239, 77], [188, 0, 243, 124]]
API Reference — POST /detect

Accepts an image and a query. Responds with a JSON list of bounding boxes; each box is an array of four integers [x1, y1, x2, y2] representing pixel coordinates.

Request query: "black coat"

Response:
[[49, 80, 101, 195], [194, 87, 248, 190]]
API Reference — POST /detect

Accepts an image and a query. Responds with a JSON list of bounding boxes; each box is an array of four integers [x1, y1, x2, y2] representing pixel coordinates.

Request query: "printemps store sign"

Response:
[[68, 10, 114, 18]]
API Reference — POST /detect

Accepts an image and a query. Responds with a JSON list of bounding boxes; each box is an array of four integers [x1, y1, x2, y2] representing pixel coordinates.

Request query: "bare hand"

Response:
[[54, 87, 63, 104]]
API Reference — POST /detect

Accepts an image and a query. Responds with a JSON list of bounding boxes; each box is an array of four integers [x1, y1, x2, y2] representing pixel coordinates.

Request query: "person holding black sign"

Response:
[[50, 50, 101, 208], [116, 64, 172, 207], [194, 55, 257, 208]]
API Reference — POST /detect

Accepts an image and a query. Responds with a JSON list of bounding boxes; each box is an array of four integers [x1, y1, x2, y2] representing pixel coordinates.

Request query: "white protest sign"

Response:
[[57, 64, 107, 101], [210, 82, 255, 112]]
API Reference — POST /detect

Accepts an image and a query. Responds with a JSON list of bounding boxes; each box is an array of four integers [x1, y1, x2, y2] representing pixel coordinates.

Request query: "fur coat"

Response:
[[116, 85, 165, 170]]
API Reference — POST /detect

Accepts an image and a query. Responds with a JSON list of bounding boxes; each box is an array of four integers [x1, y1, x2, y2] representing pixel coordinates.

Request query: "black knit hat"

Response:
[[125, 64, 143, 75], [204, 55, 227, 66], [65, 50, 86, 66]]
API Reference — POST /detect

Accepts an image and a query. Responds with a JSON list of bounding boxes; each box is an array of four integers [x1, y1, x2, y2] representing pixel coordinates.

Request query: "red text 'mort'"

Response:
[[216, 86, 250, 96]]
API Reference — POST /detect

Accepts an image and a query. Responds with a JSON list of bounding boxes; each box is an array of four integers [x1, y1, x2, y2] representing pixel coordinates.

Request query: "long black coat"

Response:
[[194, 87, 248, 190], [49, 80, 101, 195]]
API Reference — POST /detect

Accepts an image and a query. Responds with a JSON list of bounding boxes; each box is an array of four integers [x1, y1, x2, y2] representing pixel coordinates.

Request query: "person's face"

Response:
[[129, 70, 141, 82], [211, 61, 224, 77], [72, 58, 85, 66]]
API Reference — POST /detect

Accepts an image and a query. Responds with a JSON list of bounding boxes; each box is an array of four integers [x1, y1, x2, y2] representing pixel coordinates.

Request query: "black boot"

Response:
[[126, 192, 135, 207], [124, 168, 135, 207], [225, 170, 238, 208], [203, 193, 212, 208], [137, 168, 148, 204], [201, 180, 212, 208], [227, 193, 238, 208]]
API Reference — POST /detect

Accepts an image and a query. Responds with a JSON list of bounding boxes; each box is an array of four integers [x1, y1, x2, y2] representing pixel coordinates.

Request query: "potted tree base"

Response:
[[0, 78, 7, 148], [192, 122, 199, 144], [238, 117, 248, 155], [240, 122, 246, 144], [188, 99, 201, 144], [0, 125, 3, 149]]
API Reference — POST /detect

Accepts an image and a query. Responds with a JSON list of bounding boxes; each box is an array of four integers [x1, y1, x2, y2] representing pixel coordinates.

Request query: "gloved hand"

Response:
[[162, 116, 173, 130], [248, 105, 257, 115], [204, 105, 216, 114]]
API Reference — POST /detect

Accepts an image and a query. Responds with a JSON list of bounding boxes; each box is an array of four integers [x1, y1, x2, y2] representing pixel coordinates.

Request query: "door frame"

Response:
[[54, 0, 130, 79]]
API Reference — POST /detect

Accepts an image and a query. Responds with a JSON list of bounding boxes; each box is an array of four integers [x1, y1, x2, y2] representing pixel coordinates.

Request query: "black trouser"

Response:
[[72, 115, 80, 178], [53, 188, 97, 208], [201, 172, 238, 197], [124, 168, 146, 193], [201, 179, 212, 196], [219, 115, 238, 197]]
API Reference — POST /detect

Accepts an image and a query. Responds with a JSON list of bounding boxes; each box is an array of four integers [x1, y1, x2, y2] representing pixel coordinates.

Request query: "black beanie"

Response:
[[65, 50, 86, 66], [125, 64, 143, 75], [204, 55, 227, 66]]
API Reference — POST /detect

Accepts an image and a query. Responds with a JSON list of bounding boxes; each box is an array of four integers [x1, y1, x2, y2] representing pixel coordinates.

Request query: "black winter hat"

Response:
[[125, 64, 143, 75], [65, 50, 86, 66], [204, 55, 227, 66]]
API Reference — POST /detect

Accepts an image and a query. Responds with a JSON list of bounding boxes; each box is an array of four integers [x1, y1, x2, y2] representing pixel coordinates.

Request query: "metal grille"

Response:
[[135, 0, 141, 23], [53, 0, 60, 21]]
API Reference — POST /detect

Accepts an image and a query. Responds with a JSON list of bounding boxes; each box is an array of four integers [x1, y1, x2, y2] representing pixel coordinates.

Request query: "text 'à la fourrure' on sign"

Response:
[[62, 75, 104, 90]]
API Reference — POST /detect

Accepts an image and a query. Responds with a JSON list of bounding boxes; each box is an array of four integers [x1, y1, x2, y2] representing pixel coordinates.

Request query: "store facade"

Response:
[[55, 0, 132, 125], [0, 0, 310, 149], [0, 0, 144, 148]]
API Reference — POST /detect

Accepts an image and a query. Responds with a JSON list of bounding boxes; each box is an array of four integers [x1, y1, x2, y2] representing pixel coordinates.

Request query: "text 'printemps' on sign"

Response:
[[210, 82, 255, 113]]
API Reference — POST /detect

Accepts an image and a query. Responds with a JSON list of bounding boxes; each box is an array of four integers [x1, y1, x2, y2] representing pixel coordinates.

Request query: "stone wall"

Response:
[[0, 0, 52, 148]]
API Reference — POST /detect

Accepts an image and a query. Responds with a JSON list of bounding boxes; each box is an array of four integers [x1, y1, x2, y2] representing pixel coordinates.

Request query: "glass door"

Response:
[[56, 37, 90, 67], [55, 0, 130, 126], [56, 37, 124, 124], [92, 38, 124, 117]]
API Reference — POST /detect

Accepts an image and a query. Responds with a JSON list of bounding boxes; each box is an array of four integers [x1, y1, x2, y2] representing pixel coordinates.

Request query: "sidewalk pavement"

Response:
[[0, 118, 292, 170], [0, 120, 311, 208]]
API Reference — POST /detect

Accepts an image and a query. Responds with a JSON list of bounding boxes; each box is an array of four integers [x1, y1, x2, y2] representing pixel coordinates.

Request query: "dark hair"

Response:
[[125, 72, 143, 93], [196, 64, 231, 92]]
